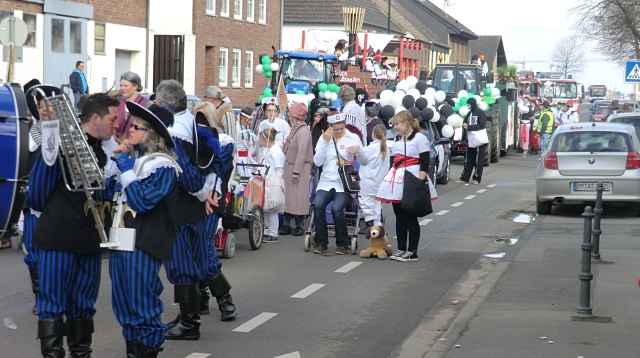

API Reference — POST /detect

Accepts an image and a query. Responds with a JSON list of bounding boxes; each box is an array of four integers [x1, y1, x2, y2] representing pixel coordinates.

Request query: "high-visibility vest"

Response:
[[539, 110, 555, 134]]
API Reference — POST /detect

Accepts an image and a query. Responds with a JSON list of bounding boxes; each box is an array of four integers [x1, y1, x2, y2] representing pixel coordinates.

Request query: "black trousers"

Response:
[[461, 144, 488, 182], [392, 204, 420, 253]]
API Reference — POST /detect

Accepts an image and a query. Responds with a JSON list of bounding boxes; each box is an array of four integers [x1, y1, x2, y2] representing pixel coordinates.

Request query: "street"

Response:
[[0, 155, 539, 358]]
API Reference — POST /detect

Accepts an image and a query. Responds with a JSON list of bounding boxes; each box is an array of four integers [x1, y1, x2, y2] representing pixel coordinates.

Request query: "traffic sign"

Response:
[[0, 16, 28, 46], [625, 60, 640, 83]]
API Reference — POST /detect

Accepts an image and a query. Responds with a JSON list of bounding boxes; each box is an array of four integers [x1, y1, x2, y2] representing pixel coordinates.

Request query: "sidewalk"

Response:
[[444, 213, 640, 358]]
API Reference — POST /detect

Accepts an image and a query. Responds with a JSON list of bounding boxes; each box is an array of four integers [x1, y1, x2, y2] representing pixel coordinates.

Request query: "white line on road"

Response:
[[451, 202, 464, 207], [185, 354, 210, 358], [487, 184, 497, 188], [232, 312, 278, 333], [274, 352, 302, 358], [465, 195, 476, 200], [291, 283, 325, 299], [419, 218, 432, 226], [436, 210, 450, 216], [334, 261, 362, 273], [476, 189, 487, 194]]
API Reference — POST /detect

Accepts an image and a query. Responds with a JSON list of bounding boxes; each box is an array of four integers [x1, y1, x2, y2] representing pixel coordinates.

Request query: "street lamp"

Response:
[[343, 7, 365, 58]]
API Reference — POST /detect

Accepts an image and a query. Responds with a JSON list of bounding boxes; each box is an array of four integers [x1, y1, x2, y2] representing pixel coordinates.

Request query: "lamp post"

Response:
[[343, 7, 366, 59]]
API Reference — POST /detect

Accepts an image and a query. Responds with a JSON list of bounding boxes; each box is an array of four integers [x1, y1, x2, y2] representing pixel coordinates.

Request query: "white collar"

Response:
[[169, 110, 194, 144]]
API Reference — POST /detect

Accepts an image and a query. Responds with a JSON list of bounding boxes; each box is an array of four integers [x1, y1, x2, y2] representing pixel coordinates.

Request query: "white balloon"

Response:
[[479, 101, 489, 111], [395, 105, 407, 114], [425, 87, 436, 98], [331, 92, 339, 101], [459, 106, 470, 117], [457, 90, 469, 99], [379, 90, 393, 106], [270, 62, 280, 72], [442, 124, 455, 138], [447, 114, 464, 129], [474, 95, 483, 103], [392, 91, 405, 109], [397, 80, 409, 92], [491, 87, 501, 98], [431, 110, 441, 123], [406, 76, 418, 88], [435, 90, 446, 103], [408, 88, 421, 100], [255, 64, 263, 72]]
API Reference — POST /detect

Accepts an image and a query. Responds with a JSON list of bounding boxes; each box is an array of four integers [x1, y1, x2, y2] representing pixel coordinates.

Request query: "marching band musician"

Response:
[[31, 93, 120, 358], [153, 81, 237, 342]]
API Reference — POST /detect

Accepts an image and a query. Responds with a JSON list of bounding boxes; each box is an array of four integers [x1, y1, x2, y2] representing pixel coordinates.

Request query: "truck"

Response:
[[431, 63, 518, 164], [271, 50, 338, 105], [537, 73, 580, 108], [517, 71, 541, 104], [587, 84, 608, 102]]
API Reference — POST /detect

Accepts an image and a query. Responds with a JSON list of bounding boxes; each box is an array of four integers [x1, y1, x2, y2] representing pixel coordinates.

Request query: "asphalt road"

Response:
[[0, 154, 541, 358]]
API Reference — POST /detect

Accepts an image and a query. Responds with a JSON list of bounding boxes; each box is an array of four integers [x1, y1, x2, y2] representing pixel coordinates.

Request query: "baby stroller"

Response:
[[303, 166, 363, 255]]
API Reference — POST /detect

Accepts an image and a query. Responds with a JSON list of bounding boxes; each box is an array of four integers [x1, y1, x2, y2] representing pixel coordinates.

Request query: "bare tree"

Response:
[[574, 0, 640, 62], [552, 36, 585, 78]]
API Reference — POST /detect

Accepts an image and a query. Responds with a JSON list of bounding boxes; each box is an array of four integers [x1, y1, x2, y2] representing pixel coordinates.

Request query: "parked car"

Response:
[[608, 112, 640, 141], [536, 122, 640, 214], [422, 122, 452, 185], [591, 100, 612, 122]]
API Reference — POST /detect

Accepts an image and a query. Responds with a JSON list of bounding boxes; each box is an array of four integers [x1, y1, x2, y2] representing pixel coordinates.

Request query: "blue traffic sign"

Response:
[[625, 60, 640, 83]]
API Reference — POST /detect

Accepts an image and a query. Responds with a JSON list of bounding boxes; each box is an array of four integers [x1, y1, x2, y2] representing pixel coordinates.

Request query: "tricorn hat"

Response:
[[24, 82, 63, 121], [126, 101, 174, 149]]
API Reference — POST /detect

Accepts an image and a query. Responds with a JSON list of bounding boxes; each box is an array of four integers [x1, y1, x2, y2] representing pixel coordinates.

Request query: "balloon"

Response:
[[447, 114, 464, 129], [415, 97, 429, 110], [402, 95, 416, 109], [409, 107, 422, 120], [261, 55, 272, 65], [431, 110, 441, 123], [416, 80, 428, 95], [425, 87, 436, 98], [396, 80, 409, 92], [379, 89, 393, 106], [379, 105, 396, 121], [264, 69, 272, 78], [459, 106, 470, 117], [255, 64, 263, 73], [492, 87, 501, 98], [330, 92, 339, 101], [435, 90, 446, 103], [330, 83, 341, 93], [457, 90, 469, 99], [406, 75, 418, 88], [395, 105, 407, 115], [485, 96, 496, 105], [408, 88, 421, 100], [318, 82, 328, 92], [479, 101, 489, 111], [420, 107, 434, 122], [442, 124, 454, 138], [458, 96, 469, 106], [392, 90, 405, 109], [270, 62, 280, 72], [483, 87, 492, 97], [439, 103, 453, 118]]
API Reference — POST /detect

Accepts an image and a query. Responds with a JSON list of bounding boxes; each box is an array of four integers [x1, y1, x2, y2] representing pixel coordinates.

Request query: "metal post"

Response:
[[577, 206, 594, 316], [387, 0, 391, 34], [592, 182, 604, 261]]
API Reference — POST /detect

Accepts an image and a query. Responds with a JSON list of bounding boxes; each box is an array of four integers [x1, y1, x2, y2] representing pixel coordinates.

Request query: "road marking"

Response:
[[476, 189, 487, 194], [436, 210, 450, 216], [451, 202, 464, 207], [185, 354, 210, 358], [274, 352, 302, 358], [419, 218, 432, 226], [487, 184, 497, 188], [465, 195, 476, 200], [232, 312, 278, 333], [291, 283, 325, 299], [334, 261, 362, 273]]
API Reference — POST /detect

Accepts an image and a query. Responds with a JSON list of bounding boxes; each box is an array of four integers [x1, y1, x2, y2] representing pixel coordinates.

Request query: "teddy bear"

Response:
[[359, 225, 392, 259]]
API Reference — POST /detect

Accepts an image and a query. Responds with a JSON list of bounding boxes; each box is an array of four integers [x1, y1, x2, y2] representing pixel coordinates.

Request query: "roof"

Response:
[[555, 122, 636, 134], [386, 0, 448, 47], [608, 112, 640, 121], [283, 0, 405, 34], [412, 0, 477, 40], [275, 50, 338, 62], [469, 35, 507, 70]]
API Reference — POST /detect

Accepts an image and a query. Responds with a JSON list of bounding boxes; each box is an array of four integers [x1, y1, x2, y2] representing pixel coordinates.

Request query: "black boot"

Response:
[[67, 318, 93, 358], [136, 344, 163, 358], [199, 282, 210, 315], [165, 284, 200, 340], [29, 267, 39, 315], [208, 272, 236, 321], [38, 317, 65, 358], [126, 341, 137, 358]]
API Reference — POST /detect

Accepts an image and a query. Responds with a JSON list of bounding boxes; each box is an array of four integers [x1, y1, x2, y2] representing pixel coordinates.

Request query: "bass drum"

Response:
[[0, 84, 30, 240]]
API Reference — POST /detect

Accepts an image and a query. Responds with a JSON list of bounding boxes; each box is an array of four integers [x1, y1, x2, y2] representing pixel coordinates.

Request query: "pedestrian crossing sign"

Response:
[[625, 60, 640, 83]]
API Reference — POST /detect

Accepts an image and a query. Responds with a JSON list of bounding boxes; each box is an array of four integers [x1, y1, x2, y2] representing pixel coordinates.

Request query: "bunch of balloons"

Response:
[[318, 82, 341, 102], [450, 86, 501, 117], [255, 55, 279, 79]]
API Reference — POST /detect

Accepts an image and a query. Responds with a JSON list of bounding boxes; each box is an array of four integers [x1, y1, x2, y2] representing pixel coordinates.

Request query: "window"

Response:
[[220, 0, 229, 17], [258, 0, 267, 24], [23, 13, 36, 47], [70, 21, 82, 54], [94, 23, 105, 55], [244, 51, 254, 88], [246, 0, 254, 21], [234, 0, 242, 19], [232, 49, 241, 87], [218, 47, 228, 87], [206, 0, 215, 16], [51, 18, 65, 53]]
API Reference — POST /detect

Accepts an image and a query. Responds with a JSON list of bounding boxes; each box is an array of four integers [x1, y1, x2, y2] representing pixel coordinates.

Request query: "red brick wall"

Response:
[[193, 0, 281, 108], [0, 0, 42, 14], [91, 0, 147, 28]]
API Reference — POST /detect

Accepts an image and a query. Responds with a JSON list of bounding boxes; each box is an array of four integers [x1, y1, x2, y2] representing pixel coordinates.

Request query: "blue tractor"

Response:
[[272, 50, 338, 105]]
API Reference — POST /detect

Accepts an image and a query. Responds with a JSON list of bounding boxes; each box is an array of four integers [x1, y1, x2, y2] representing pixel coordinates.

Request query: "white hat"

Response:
[[327, 113, 346, 125]]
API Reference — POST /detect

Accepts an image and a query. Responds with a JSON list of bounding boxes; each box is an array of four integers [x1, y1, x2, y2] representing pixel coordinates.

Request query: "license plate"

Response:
[[571, 182, 612, 193]]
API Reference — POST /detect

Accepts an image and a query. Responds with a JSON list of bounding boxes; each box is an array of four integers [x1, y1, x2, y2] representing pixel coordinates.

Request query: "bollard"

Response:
[[591, 182, 604, 261], [577, 206, 594, 316]]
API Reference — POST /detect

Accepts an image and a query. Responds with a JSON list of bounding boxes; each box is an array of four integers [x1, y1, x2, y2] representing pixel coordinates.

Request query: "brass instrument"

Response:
[[30, 86, 110, 245]]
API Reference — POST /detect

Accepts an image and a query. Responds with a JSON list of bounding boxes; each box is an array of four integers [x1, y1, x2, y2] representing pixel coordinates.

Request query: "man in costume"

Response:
[[31, 92, 119, 357]]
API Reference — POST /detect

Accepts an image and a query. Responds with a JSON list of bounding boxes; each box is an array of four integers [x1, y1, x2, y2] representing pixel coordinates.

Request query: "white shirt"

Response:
[[358, 140, 392, 195], [313, 131, 362, 193], [258, 117, 291, 148], [260, 145, 286, 179], [557, 110, 578, 125], [341, 100, 367, 144], [390, 132, 431, 158]]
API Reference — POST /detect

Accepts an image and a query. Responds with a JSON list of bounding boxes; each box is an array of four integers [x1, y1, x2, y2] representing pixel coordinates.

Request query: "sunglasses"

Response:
[[131, 124, 149, 132]]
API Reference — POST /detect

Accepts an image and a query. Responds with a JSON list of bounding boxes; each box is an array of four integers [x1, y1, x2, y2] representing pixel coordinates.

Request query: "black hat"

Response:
[[194, 111, 219, 169], [126, 101, 174, 149], [24, 83, 62, 121], [147, 104, 174, 128]]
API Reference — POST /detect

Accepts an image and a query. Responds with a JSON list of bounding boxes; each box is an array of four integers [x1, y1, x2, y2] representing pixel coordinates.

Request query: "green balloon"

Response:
[[261, 55, 271, 66], [484, 96, 495, 105], [483, 88, 492, 97], [459, 97, 468, 106], [263, 87, 272, 96], [330, 83, 340, 93], [318, 82, 328, 92], [264, 69, 273, 78]]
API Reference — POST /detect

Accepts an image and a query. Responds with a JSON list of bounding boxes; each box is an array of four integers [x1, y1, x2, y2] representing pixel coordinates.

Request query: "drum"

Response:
[[0, 84, 30, 240]]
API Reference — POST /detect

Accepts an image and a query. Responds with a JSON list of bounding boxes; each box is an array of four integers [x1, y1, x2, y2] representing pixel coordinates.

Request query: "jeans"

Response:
[[541, 133, 552, 152], [313, 189, 350, 248]]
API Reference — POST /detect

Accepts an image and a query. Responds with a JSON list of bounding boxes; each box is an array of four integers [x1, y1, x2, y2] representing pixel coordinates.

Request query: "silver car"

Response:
[[535, 122, 640, 214]]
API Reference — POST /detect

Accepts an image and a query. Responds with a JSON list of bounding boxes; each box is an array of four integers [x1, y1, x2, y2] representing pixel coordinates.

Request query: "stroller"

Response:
[[303, 166, 363, 255]]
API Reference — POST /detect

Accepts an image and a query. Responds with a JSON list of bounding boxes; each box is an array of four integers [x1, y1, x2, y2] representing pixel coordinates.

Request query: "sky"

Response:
[[440, 0, 635, 95]]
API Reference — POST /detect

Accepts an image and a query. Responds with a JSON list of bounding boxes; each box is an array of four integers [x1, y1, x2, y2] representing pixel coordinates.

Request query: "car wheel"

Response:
[[536, 197, 552, 215]]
